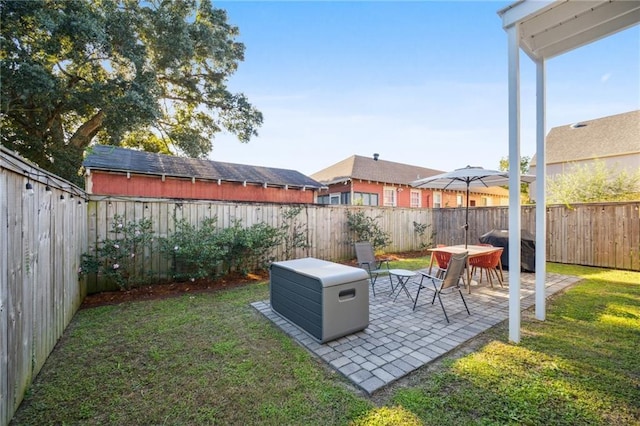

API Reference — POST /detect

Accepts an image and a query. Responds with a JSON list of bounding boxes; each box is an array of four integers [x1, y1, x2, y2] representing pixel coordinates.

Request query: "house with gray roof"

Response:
[[83, 145, 323, 203], [310, 155, 510, 208], [529, 110, 640, 201]]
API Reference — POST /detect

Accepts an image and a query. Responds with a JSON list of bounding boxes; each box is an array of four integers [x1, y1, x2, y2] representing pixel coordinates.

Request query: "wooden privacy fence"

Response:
[[86, 197, 640, 293], [85, 198, 435, 292], [432, 203, 640, 271], [1, 149, 87, 426], [546, 202, 640, 271]]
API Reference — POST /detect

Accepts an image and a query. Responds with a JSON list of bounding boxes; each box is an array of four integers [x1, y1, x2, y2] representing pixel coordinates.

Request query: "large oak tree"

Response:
[[1, 0, 262, 185]]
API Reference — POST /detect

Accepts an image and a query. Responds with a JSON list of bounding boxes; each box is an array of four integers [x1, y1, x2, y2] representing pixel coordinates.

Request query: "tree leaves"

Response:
[[1, 0, 262, 185], [546, 160, 640, 205]]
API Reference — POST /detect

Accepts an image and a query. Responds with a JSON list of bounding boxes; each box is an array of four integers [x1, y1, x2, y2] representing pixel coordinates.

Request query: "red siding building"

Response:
[[83, 145, 322, 203], [311, 155, 510, 208]]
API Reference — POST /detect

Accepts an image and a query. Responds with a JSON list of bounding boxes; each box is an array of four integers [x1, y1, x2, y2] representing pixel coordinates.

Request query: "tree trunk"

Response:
[[49, 111, 105, 187], [69, 110, 105, 148]]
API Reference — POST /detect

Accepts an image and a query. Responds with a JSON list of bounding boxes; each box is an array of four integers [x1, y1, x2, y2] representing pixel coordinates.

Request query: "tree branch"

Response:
[[69, 110, 105, 149]]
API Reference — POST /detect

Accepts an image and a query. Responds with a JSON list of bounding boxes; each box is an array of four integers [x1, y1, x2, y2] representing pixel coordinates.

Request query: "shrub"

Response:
[[158, 217, 225, 281], [547, 159, 640, 205], [413, 221, 435, 251], [280, 206, 310, 260], [160, 217, 281, 278], [346, 210, 392, 251], [218, 219, 281, 274], [80, 214, 154, 290]]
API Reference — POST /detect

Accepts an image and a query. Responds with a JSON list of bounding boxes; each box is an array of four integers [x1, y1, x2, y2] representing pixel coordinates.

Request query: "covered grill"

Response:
[[479, 229, 536, 272]]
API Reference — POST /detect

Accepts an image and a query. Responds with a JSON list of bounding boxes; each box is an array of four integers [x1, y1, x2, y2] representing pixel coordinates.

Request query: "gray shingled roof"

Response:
[[310, 155, 444, 185], [531, 110, 640, 166], [83, 145, 323, 189]]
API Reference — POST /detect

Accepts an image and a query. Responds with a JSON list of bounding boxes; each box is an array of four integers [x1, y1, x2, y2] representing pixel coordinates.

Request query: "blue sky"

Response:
[[211, 1, 640, 176]]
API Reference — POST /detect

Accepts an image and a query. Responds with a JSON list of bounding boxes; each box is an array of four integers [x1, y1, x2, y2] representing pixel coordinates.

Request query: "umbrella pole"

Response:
[[465, 184, 470, 249]]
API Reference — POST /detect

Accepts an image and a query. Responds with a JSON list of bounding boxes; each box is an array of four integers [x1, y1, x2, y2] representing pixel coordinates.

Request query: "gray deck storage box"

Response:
[[270, 257, 369, 343]]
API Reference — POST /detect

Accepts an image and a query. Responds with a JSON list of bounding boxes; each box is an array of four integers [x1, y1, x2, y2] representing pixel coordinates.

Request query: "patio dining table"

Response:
[[427, 244, 504, 294]]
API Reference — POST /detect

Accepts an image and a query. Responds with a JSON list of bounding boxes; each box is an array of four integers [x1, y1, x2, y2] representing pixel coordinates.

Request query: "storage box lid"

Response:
[[271, 257, 369, 287]]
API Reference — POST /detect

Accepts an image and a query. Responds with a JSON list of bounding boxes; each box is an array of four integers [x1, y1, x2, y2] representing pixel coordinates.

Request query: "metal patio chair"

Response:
[[413, 251, 470, 323], [354, 241, 390, 296]]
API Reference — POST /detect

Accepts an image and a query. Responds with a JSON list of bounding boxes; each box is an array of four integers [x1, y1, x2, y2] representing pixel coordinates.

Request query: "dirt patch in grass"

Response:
[[81, 251, 427, 309]]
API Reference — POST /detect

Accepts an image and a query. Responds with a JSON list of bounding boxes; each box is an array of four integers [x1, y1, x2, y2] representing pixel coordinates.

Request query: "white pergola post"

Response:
[[507, 23, 521, 343], [535, 59, 547, 320], [499, 0, 639, 344]]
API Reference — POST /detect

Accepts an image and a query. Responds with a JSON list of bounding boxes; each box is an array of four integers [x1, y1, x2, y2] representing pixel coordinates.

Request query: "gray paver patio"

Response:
[[251, 268, 581, 395]]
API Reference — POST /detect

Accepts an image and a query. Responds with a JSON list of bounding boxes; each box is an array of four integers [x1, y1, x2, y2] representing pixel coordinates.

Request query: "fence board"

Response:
[[631, 204, 640, 271], [0, 168, 8, 426], [12, 176, 30, 421], [1, 149, 87, 426]]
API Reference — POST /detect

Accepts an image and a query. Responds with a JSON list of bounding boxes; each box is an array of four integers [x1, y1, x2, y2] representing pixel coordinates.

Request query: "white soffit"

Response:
[[499, 0, 640, 60]]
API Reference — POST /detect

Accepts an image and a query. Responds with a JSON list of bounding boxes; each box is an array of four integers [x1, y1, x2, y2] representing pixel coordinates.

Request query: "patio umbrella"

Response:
[[410, 165, 535, 248]]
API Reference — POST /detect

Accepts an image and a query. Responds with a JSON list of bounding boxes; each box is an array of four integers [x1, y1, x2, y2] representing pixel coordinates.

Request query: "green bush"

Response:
[[280, 206, 310, 260], [158, 218, 225, 281], [80, 214, 154, 290], [413, 221, 435, 251], [83, 214, 287, 287], [346, 210, 392, 251], [159, 218, 281, 279], [218, 219, 281, 274]]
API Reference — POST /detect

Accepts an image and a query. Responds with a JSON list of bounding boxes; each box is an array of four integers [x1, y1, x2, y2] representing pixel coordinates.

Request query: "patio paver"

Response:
[[251, 269, 580, 395]]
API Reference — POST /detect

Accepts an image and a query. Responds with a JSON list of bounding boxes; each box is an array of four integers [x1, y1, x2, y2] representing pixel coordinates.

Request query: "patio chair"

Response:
[[413, 252, 470, 323], [432, 248, 453, 279], [354, 241, 390, 296], [470, 248, 504, 288]]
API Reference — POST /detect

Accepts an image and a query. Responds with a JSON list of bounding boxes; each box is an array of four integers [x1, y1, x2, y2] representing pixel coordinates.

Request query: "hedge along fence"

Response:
[[85, 196, 640, 293], [84, 197, 436, 293]]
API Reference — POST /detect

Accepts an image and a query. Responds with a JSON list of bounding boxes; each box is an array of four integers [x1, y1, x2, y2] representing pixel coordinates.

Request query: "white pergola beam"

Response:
[[499, 0, 555, 29], [525, 2, 640, 58], [520, 1, 609, 38], [503, 0, 640, 61]]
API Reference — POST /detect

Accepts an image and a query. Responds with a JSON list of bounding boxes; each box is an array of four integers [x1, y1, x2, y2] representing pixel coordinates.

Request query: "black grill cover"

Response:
[[479, 229, 536, 272]]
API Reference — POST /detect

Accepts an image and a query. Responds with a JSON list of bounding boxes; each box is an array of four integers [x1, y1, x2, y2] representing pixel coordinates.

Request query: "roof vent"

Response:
[[570, 122, 587, 129]]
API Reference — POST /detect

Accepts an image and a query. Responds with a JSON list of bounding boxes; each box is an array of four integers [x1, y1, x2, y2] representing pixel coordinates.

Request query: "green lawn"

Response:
[[11, 262, 640, 425]]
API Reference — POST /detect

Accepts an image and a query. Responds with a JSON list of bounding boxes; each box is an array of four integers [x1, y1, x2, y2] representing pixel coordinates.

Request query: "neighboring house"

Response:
[[310, 155, 510, 208], [529, 110, 640, 201], [83, 145, 323, 203]]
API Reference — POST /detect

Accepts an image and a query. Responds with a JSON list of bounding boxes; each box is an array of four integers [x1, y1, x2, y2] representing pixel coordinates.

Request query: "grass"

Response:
[[11, 261, 640, 425], [387, 254, 432, 271]]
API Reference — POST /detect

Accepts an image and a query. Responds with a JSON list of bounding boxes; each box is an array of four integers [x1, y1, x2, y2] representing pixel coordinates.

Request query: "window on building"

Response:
[[482, 197, 492, 206], [319, 192, 378, 206], [456, 194, 463, 207], [353, 192, 379, 206], [383, 187, 397, 207], [410, 190, 421, 208], [341, 192, 351, 205], [433, 192, 442, 208]]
